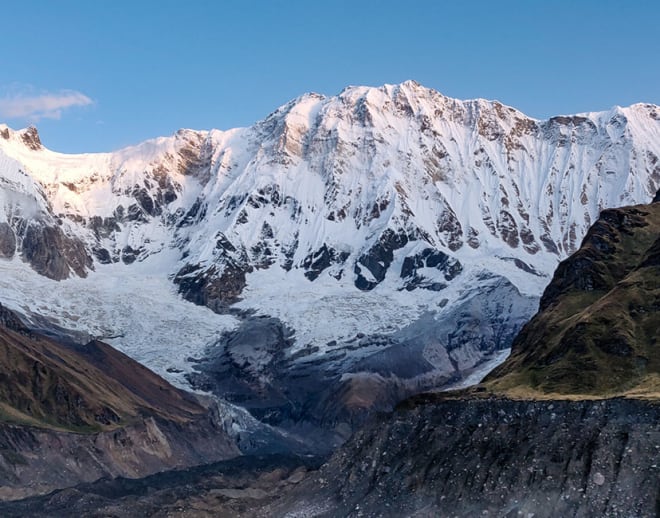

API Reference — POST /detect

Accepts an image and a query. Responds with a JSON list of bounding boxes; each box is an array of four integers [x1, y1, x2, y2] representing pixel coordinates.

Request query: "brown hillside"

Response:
[[0, 304, 206, 432]]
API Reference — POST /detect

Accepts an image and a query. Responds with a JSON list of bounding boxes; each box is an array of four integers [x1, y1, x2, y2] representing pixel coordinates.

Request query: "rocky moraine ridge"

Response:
[[262, 398, 659, 518], [0, 81, 658, 445]]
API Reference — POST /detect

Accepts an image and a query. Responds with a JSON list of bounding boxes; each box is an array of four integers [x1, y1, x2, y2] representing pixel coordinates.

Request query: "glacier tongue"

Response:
[[0, 82, 658, 443]]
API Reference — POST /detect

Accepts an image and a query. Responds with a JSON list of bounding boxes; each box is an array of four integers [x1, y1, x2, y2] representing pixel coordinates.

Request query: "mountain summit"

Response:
[[0, 82, 658, 441]]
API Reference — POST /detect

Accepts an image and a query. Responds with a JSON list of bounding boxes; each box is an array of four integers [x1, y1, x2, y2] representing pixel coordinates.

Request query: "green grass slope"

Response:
[[483, 200, 660, 399]]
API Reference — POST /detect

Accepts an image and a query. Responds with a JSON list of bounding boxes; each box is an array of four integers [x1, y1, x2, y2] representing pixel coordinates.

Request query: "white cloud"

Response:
[[0, 88, 93, 122]]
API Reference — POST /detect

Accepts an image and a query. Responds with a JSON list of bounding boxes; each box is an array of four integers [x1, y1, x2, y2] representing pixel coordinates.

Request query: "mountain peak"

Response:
[[20, 126, 42, 150], [399, 78, 423, 88], [0, 124, 43, 151]]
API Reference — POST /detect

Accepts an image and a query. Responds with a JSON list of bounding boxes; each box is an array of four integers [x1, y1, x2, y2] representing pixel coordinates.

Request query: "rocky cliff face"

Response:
[[0, 84, 658, 441]]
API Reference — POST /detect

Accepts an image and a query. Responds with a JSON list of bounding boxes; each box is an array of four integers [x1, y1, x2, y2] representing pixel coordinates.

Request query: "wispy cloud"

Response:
[[0, 86, 93, 122]]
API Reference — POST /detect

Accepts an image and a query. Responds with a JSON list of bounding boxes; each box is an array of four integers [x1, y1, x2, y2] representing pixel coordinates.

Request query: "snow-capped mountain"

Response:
[[0, 81, 658, 441]]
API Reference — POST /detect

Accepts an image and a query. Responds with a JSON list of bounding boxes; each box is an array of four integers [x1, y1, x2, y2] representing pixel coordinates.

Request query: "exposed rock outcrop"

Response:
[[0, 222, 15, 258], [20, 127, 41, 151], [20, 223, 92, 280], [173, 263, 249, 311], [400, 247, 462, 291], [354, 229, 409, 290]]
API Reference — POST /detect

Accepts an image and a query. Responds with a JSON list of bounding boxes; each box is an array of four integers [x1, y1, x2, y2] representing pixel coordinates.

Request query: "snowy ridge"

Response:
[[0, 82, 658, 401]]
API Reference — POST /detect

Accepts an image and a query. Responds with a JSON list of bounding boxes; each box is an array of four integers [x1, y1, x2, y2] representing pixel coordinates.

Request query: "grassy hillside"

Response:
[[482, 200, 660, 399], [0, 304, 206, 432]]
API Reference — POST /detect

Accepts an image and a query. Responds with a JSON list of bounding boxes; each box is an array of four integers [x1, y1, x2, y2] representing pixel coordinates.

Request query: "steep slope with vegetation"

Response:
[[484, 197, 660, 397]]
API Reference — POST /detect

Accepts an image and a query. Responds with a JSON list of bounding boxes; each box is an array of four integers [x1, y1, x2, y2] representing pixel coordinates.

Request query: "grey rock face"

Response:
[[0, 412, 239, 501], [302, 244, 349, 281], [400, 247, 462, 291], [0, 222, 16, 258], [20, 223, 92, 280], [354, 229, 409, 291], [173, 263, 250, 311]]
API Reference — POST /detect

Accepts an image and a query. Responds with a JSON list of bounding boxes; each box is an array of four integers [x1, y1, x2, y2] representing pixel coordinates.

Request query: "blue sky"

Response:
[[1, 0, 658, 153]]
